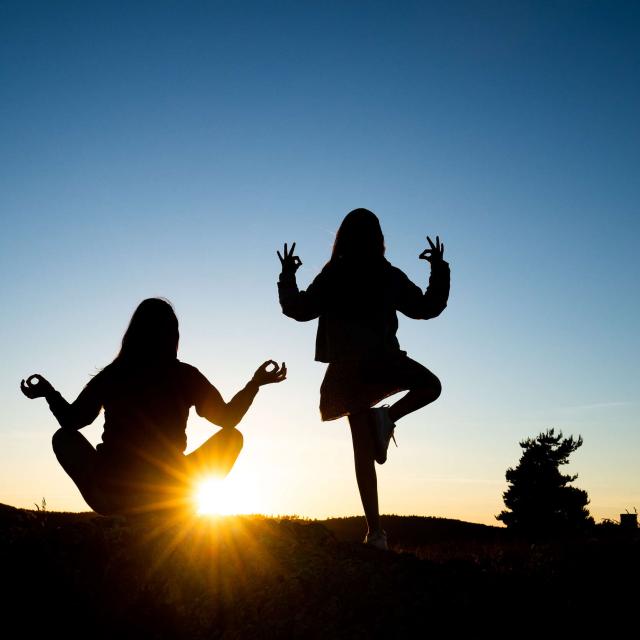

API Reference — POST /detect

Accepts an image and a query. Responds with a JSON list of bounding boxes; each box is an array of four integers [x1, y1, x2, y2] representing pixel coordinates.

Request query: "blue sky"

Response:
[[1, 1, 638, 523]]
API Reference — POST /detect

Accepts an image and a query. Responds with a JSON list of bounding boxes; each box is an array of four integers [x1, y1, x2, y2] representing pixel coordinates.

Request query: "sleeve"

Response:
[[46, 376, 103, 431], [277, 267, 328, 322], [394, 260, 451, 320], [189, 366, 259, 429]]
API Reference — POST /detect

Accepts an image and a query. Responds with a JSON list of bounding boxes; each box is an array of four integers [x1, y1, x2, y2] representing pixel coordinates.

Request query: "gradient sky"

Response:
[[1, 1, 638, 525]]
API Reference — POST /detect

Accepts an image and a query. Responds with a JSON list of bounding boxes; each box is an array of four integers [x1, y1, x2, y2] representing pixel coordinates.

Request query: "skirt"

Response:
[[319, 349, 440, 422]]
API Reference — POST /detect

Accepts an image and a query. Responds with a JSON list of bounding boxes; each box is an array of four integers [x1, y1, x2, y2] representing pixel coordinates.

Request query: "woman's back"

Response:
[[95, 360, 197, 463], [278, 255, 450, 362], [315, 257, 400, 361]]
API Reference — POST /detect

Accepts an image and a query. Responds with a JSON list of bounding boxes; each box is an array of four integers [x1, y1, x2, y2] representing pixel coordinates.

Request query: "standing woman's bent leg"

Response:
[[387, 362, 442, 425], [348, 411, 381, 534]]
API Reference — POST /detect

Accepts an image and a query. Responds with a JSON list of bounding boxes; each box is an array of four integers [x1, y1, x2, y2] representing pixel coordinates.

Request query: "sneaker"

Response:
[[364, 528, 389, 551], [370, 405, 397, 464]]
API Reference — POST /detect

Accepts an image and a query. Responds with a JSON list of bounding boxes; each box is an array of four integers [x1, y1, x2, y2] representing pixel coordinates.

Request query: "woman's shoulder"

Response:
[[305, 260, 338, 291], [384, 261, 412, 283], [316, 260, 338, 279], [176, 360, 209, 385], [382, 258, 404, 275], [83, 362, 119, 396], [176, 360, 201, 376], [87, 363, 114, 386]]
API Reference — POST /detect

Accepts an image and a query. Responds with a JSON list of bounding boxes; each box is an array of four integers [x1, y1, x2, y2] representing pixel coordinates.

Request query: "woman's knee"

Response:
[[186, 427, 244, 476], [222, 427, 244, 452], [52, 427, 95, 459], [415, 367, 442, 399], [52, 427, 66, 450], [430, 375, 442, 400], [51, 427, 77, 457], [51, 428, 98, 484], [405, 359, 442, 401]]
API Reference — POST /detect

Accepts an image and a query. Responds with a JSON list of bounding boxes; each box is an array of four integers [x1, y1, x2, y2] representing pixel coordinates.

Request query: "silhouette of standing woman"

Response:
[[21, 298, 286, 517], [277, 209, 450, 550]]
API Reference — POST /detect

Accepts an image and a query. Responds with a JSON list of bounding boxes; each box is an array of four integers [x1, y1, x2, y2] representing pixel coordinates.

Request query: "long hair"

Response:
[[330, 208, 386, 263], [111, 298, 179, 368]]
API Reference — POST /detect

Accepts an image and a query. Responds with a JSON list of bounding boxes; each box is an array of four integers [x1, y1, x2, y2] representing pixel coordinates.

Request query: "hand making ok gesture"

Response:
[[419, 235, 445, 265], [251, 360, 287, 386], [277, 242, 303, 276], [20, 374, 55, 399]]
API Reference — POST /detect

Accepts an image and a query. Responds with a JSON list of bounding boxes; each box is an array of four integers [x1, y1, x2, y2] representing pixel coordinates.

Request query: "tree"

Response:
[[496, 428, 595, 538]]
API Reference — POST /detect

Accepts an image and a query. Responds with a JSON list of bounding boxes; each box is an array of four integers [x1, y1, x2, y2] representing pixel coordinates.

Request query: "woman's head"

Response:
[[331, 208, 385, 261], [116, 298, 179, 365]]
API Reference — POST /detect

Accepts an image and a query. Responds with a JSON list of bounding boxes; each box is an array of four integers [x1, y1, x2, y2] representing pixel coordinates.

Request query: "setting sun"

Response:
[[195, 474, 262, 516]]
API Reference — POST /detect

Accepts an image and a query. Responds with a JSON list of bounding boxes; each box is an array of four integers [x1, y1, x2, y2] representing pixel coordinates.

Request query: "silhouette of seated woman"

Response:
[[20, 298, 286, 517]]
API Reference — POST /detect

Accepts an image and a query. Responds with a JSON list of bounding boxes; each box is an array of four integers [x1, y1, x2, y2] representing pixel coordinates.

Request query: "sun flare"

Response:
[[194, 474, 261, 516]]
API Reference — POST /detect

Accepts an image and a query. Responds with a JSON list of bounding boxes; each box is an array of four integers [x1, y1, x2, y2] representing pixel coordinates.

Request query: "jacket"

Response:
[[277, 256, 450, 363]]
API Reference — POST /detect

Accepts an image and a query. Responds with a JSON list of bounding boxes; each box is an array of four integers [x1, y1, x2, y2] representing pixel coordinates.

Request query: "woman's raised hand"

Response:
[[419, 235, 445, 264], [20, 374, 54, 399], [277, 242, 302, 276], [251, 360, 287, 386]]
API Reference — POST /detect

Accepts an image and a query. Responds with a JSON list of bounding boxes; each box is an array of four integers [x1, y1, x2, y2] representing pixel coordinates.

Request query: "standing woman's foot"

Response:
[[370, 405, 397, 464], [364, 528, 389, 551]]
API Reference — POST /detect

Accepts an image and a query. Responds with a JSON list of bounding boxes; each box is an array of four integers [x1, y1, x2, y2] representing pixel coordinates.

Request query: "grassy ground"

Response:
[[1, 503, 637, 638]]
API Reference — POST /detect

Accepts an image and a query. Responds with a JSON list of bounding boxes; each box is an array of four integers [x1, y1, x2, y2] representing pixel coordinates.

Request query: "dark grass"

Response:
[[1, 503, 637, 638]]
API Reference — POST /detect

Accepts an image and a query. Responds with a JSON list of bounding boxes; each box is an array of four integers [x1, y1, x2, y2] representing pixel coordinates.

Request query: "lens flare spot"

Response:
[[195, 474, 261, 516]]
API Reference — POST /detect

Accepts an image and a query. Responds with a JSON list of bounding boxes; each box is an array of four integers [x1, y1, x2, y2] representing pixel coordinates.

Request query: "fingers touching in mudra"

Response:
[[20, 374, 54, 399], [277, 242, 302, 275], [419, 235, 445, 264], [252, 360, 287, 386]]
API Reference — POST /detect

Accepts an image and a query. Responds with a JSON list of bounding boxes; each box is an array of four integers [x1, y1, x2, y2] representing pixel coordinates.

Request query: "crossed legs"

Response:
[[51, 428, 115, 514], [52, 427, 244, 517], [182, 428, 244, 479]]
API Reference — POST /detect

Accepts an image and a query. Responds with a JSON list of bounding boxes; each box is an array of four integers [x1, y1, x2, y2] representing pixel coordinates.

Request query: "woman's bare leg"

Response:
[[387, 374, 442, 424], [51, 428, 115, 514], [348, 411, 380, 534], [184, 428, 244, 479]]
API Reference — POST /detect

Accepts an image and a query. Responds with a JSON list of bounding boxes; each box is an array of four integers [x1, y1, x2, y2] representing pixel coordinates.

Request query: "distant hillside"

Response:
[[0, 503, 637, 637], [319, 514, 503, 543], [0, 502, 504, 542]]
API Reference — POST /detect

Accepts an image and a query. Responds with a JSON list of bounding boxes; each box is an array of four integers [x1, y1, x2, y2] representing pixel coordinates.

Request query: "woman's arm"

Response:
[[20, 374, 102, 431], [395, 236, 450, 319], [276, 242, 326, 321], [277, 270, 327, 321], [395, 260, 450, 320], [192, 361, 286, 429]]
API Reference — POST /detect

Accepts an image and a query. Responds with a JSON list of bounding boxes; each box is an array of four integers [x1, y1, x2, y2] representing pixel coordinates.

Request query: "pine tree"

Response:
[[496, 428, 595, 538]]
